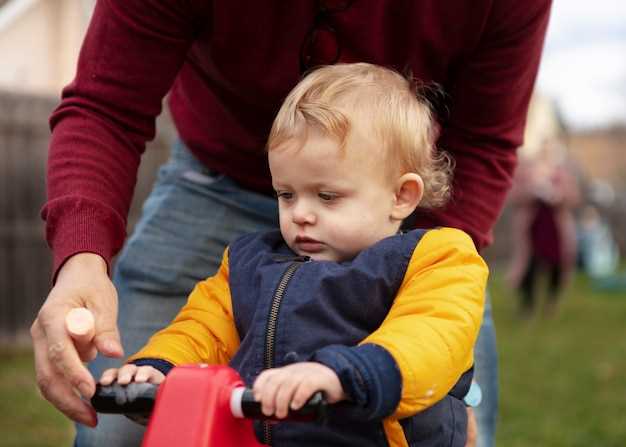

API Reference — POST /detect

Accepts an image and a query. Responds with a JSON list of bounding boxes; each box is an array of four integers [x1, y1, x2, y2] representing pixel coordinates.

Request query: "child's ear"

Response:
[[391, 173, 424, 221]]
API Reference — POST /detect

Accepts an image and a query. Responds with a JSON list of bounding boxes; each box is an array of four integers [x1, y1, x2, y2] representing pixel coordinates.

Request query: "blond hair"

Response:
[[267, 63, 452, 208]]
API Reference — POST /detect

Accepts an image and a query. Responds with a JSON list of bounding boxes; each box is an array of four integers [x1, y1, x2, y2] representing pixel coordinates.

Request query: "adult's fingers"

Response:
[[32, 252, 124, 425], [36, 300, 96, 399], [55, 253, 124, 359], [90, 288, 124, 359], [31, 320, 97, 427], [76, 344, 98, 363]]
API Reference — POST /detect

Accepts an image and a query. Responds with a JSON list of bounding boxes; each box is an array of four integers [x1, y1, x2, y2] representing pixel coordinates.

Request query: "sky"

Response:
[[536, 0, 626, 130]]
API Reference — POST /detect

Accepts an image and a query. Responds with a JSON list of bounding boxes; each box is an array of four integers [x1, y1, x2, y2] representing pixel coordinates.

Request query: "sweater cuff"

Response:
[[311, 343, 401, 420], [41, 197, 126, 281], [129, 358, 176, 376]]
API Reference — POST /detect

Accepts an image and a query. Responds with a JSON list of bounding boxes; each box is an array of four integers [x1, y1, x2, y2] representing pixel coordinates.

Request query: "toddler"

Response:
[[100, 63, 487, 446]]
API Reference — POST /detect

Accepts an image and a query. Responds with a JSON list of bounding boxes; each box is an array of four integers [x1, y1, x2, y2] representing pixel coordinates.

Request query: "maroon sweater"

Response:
[[43, 0, 551, 275]]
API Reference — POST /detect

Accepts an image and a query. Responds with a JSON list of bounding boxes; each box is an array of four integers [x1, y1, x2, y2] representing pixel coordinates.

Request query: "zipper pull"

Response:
[[270, 254, 311, 263]]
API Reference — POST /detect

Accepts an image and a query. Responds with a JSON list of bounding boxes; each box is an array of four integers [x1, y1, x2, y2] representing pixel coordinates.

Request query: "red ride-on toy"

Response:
[[91, 364, 327, 447]]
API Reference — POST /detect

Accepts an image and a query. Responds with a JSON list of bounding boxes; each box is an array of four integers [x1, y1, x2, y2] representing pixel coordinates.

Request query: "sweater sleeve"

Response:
[[314, 228, 487, 420], [42, 0, 209, 277], [413, 0, 552, 250], [128, 249, 240, 366]]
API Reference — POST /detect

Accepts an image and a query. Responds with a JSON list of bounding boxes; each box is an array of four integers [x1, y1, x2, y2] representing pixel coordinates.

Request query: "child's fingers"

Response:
[[253, 369, 282, 416], [99, 368, 119, 385], [148, 371, 165, 384], [290, 380, 317, 410], [133, 366, 153, 383], [274, 378, 299, 419], [116, 364, 139, 385], [252, 369, 277, 400], [134, 366, 165, 384], [252, 370, 268, 397]]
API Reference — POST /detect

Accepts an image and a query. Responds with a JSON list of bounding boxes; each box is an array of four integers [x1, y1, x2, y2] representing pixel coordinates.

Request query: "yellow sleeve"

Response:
[[361, 227, 488, 418], [128, 248, 240, 366]]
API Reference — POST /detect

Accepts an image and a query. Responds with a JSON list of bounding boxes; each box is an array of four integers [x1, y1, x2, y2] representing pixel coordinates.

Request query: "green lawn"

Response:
[[1, 272, 625, 447], [0, 348, 73, 446], [492, 271, 626, 447]]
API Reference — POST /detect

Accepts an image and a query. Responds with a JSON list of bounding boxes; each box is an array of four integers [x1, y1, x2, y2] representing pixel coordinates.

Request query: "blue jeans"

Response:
[[75, 140, 498, 446], [474, 294, 498, 447], [75, 141, 279, 446]]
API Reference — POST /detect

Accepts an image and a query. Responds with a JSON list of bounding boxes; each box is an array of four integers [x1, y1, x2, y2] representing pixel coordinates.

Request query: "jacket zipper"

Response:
[[262, 258, 308, 445]]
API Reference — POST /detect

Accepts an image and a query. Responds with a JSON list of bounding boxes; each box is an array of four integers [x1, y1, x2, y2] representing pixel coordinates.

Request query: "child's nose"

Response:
[[292, 201, 316, 225]]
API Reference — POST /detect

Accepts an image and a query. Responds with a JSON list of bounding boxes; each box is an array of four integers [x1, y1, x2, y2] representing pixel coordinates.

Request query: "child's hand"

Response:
[[252, 362, 346, 419], [100, 364, 165, 386]]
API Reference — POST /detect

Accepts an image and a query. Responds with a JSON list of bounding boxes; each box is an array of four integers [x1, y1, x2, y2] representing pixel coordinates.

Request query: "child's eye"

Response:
[[275, 191, 293, 200], [318, 192, 338, 202]]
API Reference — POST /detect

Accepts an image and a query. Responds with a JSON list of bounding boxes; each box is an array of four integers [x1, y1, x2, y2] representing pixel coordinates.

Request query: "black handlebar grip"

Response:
[[240, 389, 327, 422], [91, 382, 157, 425], [92, 382, 328, 425]]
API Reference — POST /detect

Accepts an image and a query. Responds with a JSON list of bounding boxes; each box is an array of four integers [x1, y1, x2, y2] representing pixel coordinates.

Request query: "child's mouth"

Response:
[[295, 236, 324, 253]]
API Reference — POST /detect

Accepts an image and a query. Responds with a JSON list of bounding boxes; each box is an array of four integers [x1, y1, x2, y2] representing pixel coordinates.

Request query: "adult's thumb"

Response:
[[93, 310, 124, 358]]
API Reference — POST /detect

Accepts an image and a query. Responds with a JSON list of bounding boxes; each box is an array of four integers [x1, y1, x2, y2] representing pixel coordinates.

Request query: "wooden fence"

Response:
[[0, 90, 171, 345]]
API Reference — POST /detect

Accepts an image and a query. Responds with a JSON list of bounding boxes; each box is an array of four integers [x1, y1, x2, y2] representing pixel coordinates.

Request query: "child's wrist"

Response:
[[315, 362, 347, 403], [128, 358, 175, 376]]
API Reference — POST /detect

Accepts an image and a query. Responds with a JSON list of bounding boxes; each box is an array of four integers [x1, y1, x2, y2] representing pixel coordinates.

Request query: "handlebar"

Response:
[[91, 383, 157, 425], [235, 387, 327, 422], [92, 382, 327, 424]]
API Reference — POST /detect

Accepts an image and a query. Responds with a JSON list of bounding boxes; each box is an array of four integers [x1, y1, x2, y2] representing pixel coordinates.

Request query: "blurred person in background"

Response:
[[576, 199, 626, 293], [577, 203, 620, 279], [507, 139, 580, 317], [30, 1, 552, 446]]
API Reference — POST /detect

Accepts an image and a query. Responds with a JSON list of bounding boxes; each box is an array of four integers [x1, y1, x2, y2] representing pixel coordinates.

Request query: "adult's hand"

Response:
[[30, 252, 124, 426]]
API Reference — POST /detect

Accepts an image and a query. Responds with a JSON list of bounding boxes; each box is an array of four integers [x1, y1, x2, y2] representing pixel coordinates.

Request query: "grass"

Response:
[[491, 271, 626, 447], [0, 348, 73, 446], [0, 271, 625, 446]]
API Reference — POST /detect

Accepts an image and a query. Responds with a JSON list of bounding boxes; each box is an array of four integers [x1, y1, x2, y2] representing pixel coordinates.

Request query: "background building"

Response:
[[0, 0, 95, 95]]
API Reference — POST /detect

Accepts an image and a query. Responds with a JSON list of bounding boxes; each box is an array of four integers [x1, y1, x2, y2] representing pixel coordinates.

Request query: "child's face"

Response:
[[269, 127, 401, 262]]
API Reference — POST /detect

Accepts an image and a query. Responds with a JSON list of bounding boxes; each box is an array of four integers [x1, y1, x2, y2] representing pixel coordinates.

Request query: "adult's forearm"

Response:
[[42, 0, 199, 276], [43, 109, 140, 276], [412, 0, 552, 249]]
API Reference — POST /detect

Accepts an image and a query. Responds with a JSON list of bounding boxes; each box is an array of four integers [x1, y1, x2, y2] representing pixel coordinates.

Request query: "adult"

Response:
[[32, 1, 552, 446]]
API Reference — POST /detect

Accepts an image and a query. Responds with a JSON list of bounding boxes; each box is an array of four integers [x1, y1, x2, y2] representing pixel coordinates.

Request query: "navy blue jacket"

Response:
[[132, 228, 488, 446]]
